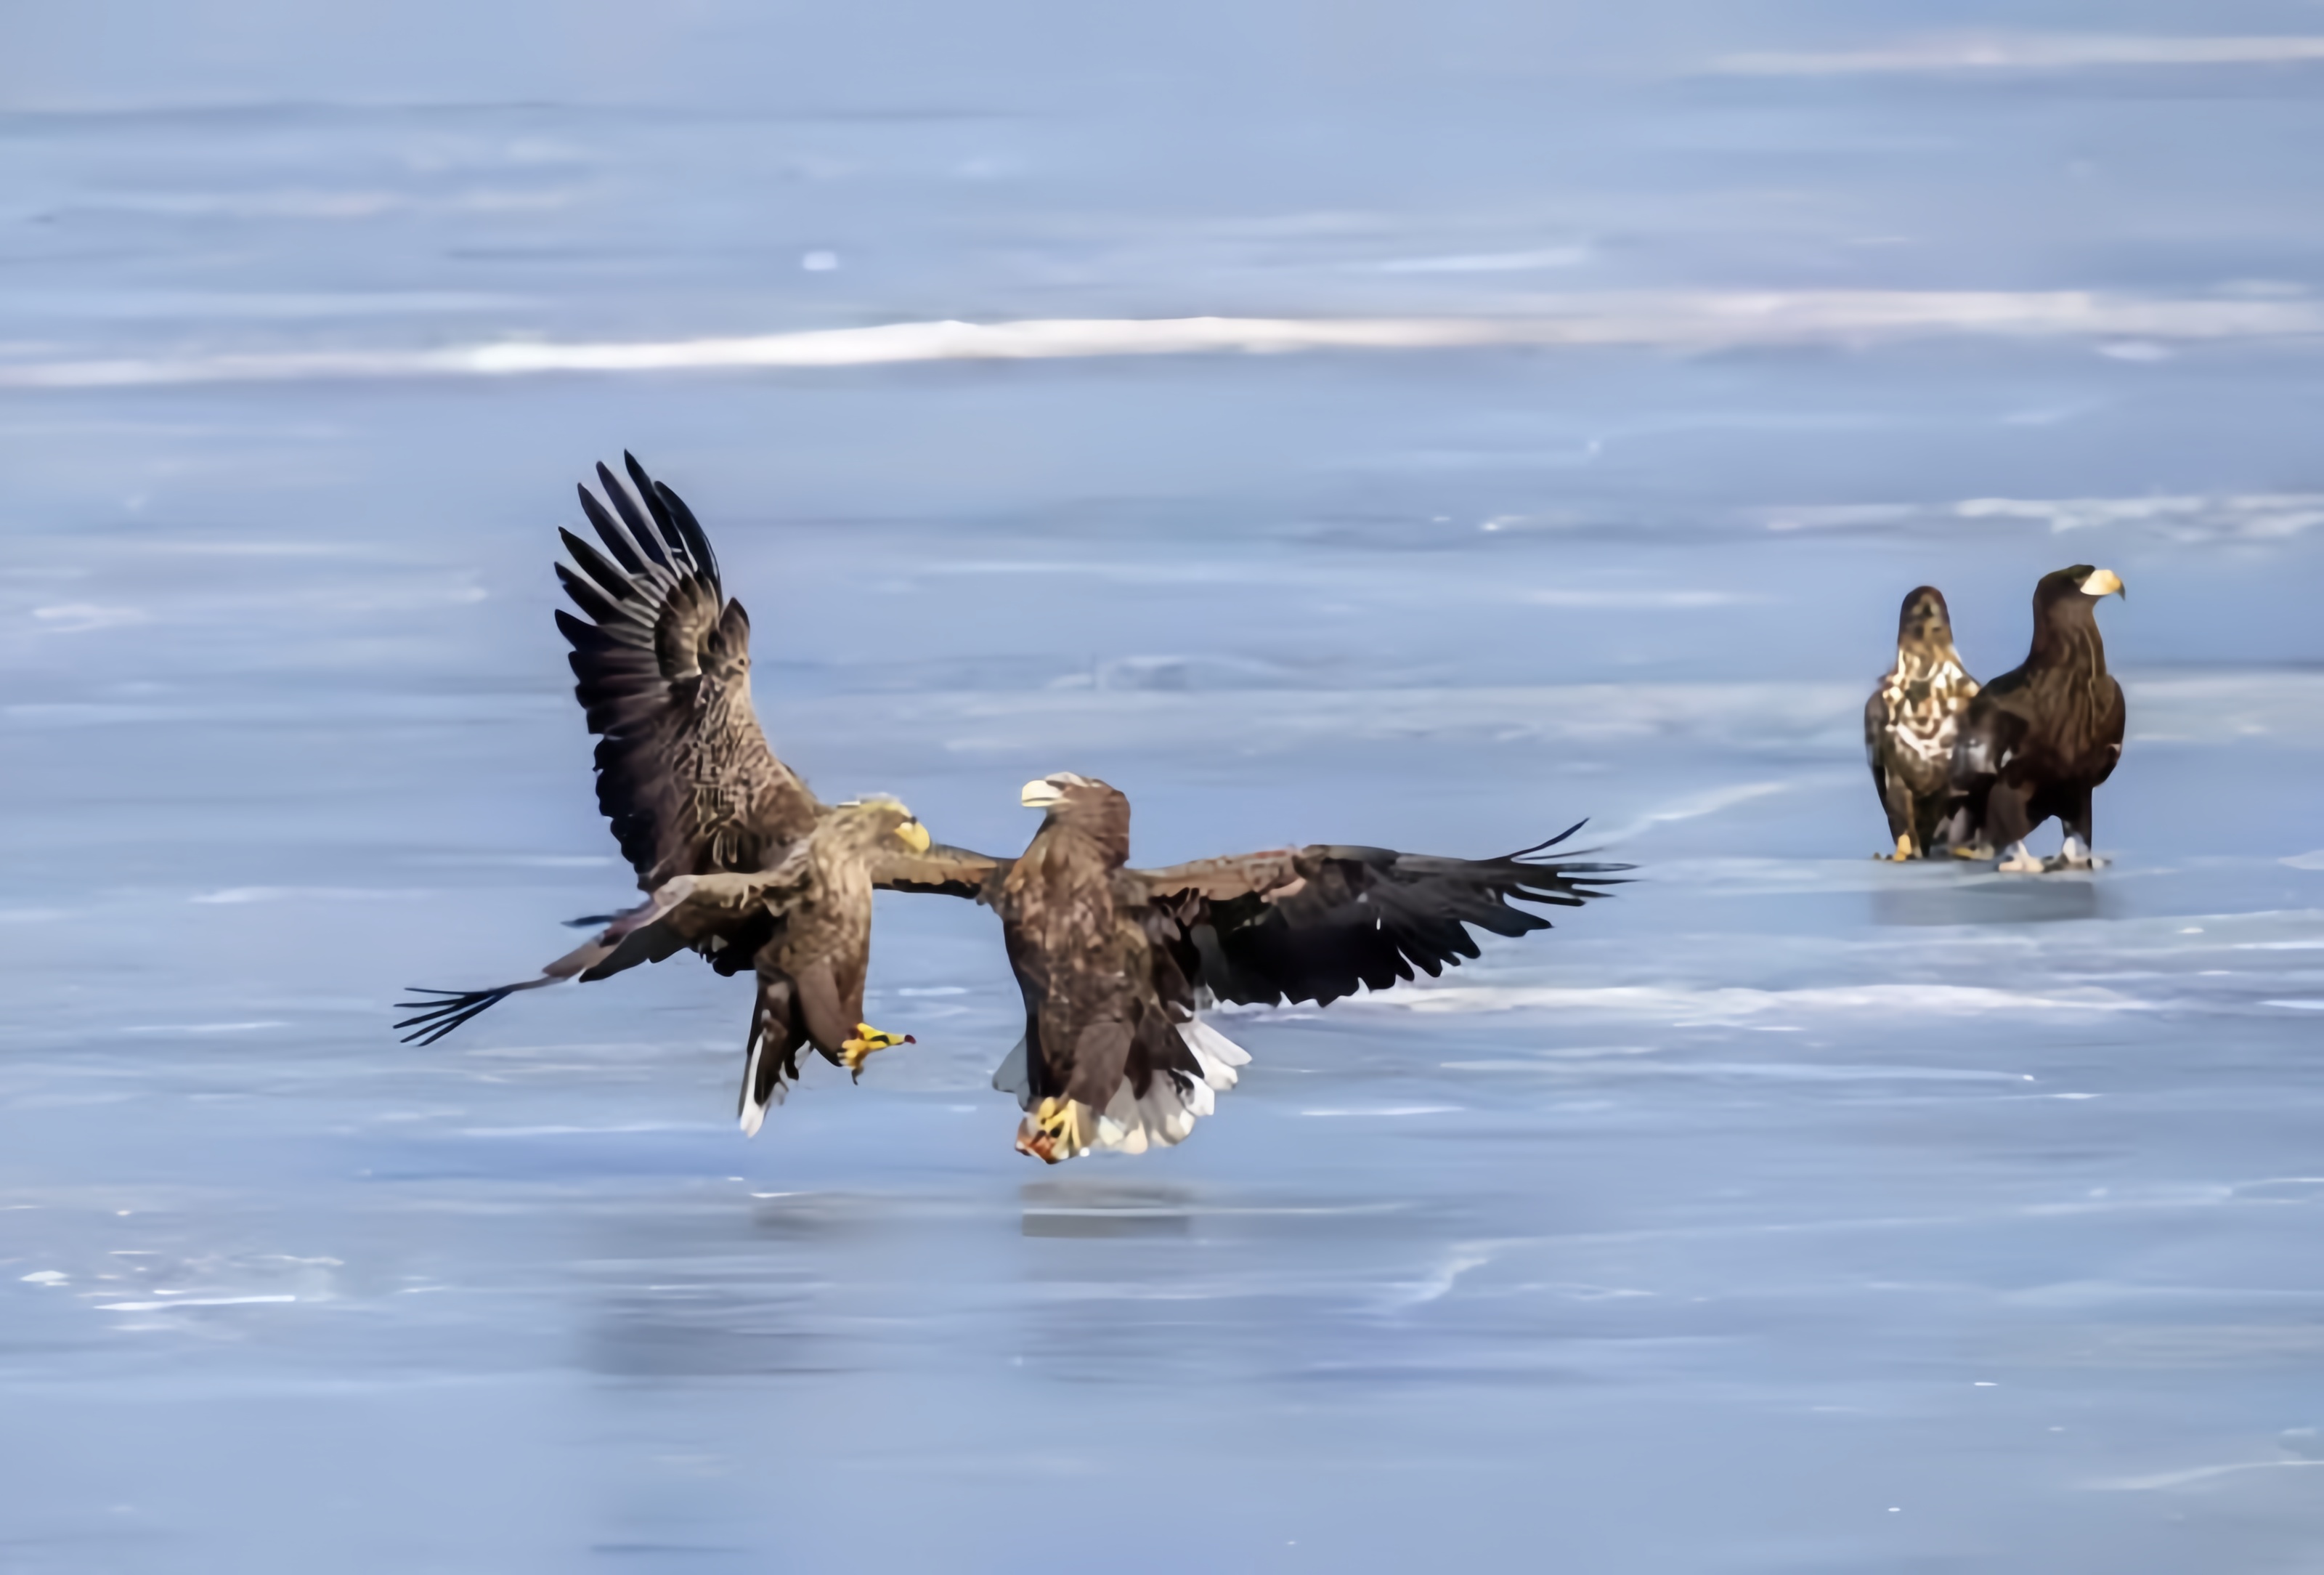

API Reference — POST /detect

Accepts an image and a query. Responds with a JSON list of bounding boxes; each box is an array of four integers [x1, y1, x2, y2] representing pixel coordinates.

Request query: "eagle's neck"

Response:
[[1892, 636, 1969, 686], [1041, 821, 1129, 872], [800, 829, 869, 907], [2029, 605, 2106, 676]]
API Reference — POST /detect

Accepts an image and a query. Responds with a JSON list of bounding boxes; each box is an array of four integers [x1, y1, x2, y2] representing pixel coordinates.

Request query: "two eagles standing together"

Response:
[[400, 458, 1622, 1162], [1865, 569, 2128, 873]]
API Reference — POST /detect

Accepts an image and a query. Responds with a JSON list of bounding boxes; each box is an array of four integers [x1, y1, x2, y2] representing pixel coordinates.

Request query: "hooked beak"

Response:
[[1020, 777, 1067, 810], [2081, 567, 2125, 599], [895, 818, 931, 854]]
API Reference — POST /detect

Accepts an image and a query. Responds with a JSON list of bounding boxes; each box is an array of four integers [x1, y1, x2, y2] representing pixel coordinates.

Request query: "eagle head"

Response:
[[1896, 584, 1955, 652], [832, 795, 931, 855], [2039, 564, 2126, 604], [2032, 564, 2127, 630], [1020, 772, 1131, 861]]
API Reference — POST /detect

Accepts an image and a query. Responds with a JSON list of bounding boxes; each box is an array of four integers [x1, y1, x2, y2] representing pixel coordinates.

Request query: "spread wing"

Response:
[[556, 454, 821, 891], [394, 865, 805, 1045], [869, 843, 1012, 901], [1132, 822, 1626, 1008]]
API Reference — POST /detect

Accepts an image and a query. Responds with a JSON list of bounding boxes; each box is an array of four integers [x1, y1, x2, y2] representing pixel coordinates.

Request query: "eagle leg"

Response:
[[1996, 841, 2044, 874], [1875, 767, 1920, 859], [2048, 836, 2107, 871], [839, 1022, 917, 1081], [2049, 790, 2103, 869]]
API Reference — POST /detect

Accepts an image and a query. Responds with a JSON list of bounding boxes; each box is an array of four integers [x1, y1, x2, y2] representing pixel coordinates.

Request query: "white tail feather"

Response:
[[998, 1016, 1255, 1159], [738, 1037, 771, 1138], [1181, 1017, 1250, 1090], [1087, 1015, 1251, 1154]]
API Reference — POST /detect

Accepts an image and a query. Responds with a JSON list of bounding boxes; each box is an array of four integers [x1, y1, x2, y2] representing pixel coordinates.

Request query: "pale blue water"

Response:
[[6, 6, 2324, 1571]]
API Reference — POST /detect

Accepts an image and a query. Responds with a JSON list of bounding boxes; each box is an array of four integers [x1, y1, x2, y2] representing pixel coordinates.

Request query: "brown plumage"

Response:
[[396, 457, 928, 1132], [1948, 564, 2127, 872], [872, 773, 1625, 1162], [1864, 585, 1980, 859], [553, 454, 819, 886]]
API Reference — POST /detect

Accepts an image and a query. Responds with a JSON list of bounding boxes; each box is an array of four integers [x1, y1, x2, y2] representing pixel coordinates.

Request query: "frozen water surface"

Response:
[[5, 4, 2324, 1569]]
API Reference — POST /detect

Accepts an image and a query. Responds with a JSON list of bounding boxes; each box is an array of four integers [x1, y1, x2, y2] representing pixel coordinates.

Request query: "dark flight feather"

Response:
[[558, 456, 820, 891], [1143, 825, 1618, 1008]]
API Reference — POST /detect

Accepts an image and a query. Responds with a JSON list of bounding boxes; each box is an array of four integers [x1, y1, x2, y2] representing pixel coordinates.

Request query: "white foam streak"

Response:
[[1524, 588, 1752, 609], [2091, 1458, 2324, 1492], [1592, 780, 1793, 844], [1383, 984, 2158, 1019], [97, 1295, 297, 1311], [9, 293, 2324, 389], [1716, 34, 2324, 76]]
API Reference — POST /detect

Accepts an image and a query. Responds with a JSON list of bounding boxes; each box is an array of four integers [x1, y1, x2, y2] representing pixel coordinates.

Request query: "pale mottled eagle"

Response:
[[872, 774, 1623, 1163], [1949, 565, 2126, 872], [1864, 585, 1979, 859], [396, 456, 930, 1133]]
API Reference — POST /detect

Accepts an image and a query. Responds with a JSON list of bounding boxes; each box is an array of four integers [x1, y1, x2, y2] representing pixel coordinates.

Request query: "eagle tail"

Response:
[[997, 1016, 1253, 1160], [1089, 1016, 1252, 1155], [1182, 1016, 1251, 1091]]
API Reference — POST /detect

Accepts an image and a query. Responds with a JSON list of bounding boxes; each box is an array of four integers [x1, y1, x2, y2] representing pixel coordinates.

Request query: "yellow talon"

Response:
[[1015, 1096, 1090, 1164], [839, 1021, 915, 1080]]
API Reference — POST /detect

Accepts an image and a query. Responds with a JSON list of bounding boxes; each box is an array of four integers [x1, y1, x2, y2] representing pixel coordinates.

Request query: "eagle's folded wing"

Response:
[[1948, 694, 2028, 793], [556, 454, 821, 891], [1134, 823, 1626, 1008]]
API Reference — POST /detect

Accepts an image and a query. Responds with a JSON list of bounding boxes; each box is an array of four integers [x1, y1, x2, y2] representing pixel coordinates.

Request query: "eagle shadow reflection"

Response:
[[1869, 870, 2105, 927]]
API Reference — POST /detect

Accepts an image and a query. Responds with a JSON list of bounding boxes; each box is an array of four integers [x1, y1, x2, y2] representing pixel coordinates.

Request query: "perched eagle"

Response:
[[396, 456, 929, 1133], [873, 773, 1623, 1162], [1864, 585, 1980, 859], [1948, 564, 2127, 872]]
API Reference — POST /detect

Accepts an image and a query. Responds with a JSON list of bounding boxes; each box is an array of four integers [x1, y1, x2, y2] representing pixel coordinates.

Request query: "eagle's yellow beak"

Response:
[[2081, 567, 2125, 599], [895, 819, 931, 854], [1020, 777, 1067, 810]]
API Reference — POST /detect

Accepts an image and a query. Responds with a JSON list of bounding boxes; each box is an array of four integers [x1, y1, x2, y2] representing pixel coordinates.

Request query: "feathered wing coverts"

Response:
[[874, 777, 1624, 1162], [552, 455, 821, 888]]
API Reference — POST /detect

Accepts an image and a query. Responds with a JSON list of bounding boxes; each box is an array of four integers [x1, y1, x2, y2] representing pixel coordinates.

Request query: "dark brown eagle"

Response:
[[871, 773, 1623, 1162], [1864, 585, 1980, 859], [1948, 564, 2127, 872], [396, 456, 927, 1133]]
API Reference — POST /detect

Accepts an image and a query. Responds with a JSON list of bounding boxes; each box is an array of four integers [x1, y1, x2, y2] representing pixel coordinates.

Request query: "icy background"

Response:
[[4, 3, 2324, 1569]]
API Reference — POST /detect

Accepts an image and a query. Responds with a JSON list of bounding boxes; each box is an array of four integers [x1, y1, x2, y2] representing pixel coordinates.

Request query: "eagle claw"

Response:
[[840, 1022, 915, 1080], [1015, 1096, 1090, 1165]]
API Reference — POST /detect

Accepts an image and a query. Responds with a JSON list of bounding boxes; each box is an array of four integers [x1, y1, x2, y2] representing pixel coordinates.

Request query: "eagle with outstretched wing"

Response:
[[872, 773, 1625, 1162], [397, 456, 929, 1131]]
